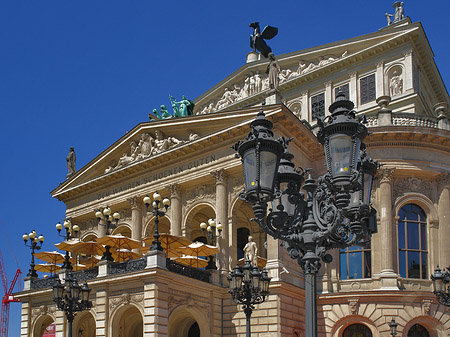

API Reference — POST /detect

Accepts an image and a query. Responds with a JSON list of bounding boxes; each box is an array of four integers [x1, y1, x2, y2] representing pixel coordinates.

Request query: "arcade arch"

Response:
[[110, 304, 143, 337]]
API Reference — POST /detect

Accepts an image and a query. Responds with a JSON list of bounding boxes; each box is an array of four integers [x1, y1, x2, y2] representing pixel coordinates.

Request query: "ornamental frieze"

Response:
[[183, 184, 216, 208], [393, 177, 433, 201], [31, 305, 56, 319], [168, 289, 209, 315], [109, 292, 144, 311]]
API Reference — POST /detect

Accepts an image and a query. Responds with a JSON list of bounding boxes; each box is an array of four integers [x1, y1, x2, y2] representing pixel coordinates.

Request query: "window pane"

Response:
[[348, 252, 362, 279], [406, 211, 419, 221], [408, 251, 420, 278], [421, 252, 428, 279], [343, 324, 372, 337], [335, 84, 349, 100], [421, 223, 426, 250], [407, 221, 419, 249], [398, 221, 405, 249], [364, 251, 371, 278], [340, 250, 348, 279], [407, 324, 430, 337], [311, 93, 325, 120], [360, 74, 376, 104], [399, 250, 406, 278]]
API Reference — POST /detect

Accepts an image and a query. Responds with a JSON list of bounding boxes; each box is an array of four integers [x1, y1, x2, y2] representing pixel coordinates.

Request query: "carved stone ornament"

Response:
[[377, 168, 395, 184], [183, 184, 215, 208], [32, 304, 56, 319], [168, 294, 209, 316], [104, 130, 193, 173], [393, 177, 433, 201], [109, 292, 144, 311], [128, 196, 142, 210], [348, 298, 359, 315], [168, 184, 181, 199], [437, 172, 450, 188], [211, 169, 228, 184], [422, 299, 432, 315], [196, 52, 349, 115]]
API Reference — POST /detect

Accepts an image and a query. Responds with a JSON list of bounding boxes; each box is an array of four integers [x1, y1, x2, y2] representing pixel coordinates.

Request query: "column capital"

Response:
[[437, 172, 450, 188], [127, 196, 142, 210], [324, 80, 332, 87], [349, 71, 358, 78], [167, 184, 181, 199], [376, 61, 384, 68], [403, 49, 413, 57], [377, 168, 395, 183], [211, 169, 228, 184], [301, 90, 309, 96]]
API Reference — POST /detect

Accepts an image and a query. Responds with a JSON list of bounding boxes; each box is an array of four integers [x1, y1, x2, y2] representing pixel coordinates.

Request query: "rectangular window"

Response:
[[360, 74, 376, 104], [339, 241, 371, 280], [311, 93, 325, 121], [335, 83, 349, 100]]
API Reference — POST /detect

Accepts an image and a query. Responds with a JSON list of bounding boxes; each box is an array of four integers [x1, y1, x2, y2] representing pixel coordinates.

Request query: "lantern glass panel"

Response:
[[243, 149, 257, 193], [349, 190, 360, 208], [329, 134, 353, 182], [362, 173, 373, 205], [252, 273, 261, 289], [260, 150, 278, 193], [280, 183, 296, 216]]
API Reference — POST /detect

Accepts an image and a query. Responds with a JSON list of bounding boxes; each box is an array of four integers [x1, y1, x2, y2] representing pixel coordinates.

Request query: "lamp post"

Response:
[[234, 92, 377, 337], [228, 260, 271, 337], [53, 272, 92, 337], [144, 191, 170, 251], [389, 318, 398, 336], [95, 207, 120, 261], [431, 266, 450, 307], [22, 230, 45, 278], [200, 218, 223, 269], [55, 219, 80, 270]]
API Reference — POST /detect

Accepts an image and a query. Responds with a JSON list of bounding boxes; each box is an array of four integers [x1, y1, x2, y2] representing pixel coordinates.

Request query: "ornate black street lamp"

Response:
[[53, 272, 92, 337], [431, 266, 450, 307], [144, 191, 170, 251], [389, 318, 398, 336], [95, 206, 120, 261], [55, 219, 80, 270], [234, 92, 377, 337], [22, 230, 45, 278], [228, 260, 271, 337], [200, 218, 223, 269]]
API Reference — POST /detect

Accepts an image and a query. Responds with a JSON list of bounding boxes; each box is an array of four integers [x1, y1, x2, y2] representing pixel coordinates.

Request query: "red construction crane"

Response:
[[0, 220, 21, 337]]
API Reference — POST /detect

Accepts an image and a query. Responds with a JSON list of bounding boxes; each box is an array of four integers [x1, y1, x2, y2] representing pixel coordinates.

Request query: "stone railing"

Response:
[[392, 114, 439, 128], [108, 257, 147, 276], [166, 259, 211, 283]]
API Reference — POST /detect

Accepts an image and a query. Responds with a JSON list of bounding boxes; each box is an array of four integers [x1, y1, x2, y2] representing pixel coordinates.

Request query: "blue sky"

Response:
[[0, 1, 449, 335]]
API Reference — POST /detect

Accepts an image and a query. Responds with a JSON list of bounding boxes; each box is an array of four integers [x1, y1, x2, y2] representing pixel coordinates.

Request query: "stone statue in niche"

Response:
[[266, 53, 281, 90], [389, 69, 403, 96], [66, 147, 76, 178], [243, 235, 258, 267]]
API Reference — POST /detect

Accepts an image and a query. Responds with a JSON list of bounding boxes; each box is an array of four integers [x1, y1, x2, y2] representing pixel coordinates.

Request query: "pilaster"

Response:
[[144, 281, 169, 336], [376, 61, 385, 97], [403, 49, 414, 93], [301, 91, 310, 123], [377, 168, 399, 290], [349, 72, 358, 108], [324, 81, 332, 117], [95, 285, 109, 337], [20, 299, 31, 337], [437, 173, 450, 268]]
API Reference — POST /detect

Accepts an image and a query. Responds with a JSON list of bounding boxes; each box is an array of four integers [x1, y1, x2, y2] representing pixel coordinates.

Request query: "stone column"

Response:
[[211, 169, 229, 272], [168, 184, 182, 236], [438, 173, 450, 268], [349, 72, 358, 108], [97, 218, 106, 238], [378, 168, 399, 289], [128, 196, 142, 252], [376, 61, 385, 97], [324, 81, 333, 117], [403, 49, 414, 93], [95, 286, 109, 337]]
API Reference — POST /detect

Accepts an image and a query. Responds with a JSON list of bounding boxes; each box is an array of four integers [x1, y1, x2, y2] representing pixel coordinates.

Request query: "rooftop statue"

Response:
[[66, 147, 76, 178], [149, 96, 195, 120], [385, 1, 405, 25], [170, 95, 195, 117], [249, 22, 278, 58]]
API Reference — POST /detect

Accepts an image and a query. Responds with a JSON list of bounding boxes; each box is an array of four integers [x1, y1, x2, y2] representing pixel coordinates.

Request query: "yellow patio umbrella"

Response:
[[172, 256, 209, 268], [177, 242, 219, 257], [111, 249, 143, 262], [96, 234, 141, 251], [143, 233, 192, 250], [35, 263, 61, 274], [59, 240, 105, 256], [34, 251, 66, 265], [78, 254, 101, 268], [139, 245, 183, 258]]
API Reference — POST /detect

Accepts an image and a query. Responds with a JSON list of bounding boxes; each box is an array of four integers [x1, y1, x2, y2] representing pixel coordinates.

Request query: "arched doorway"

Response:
[[33, 314, 54, 337], [168, 305, 209, 337], [342, 323, 372, 337], [73, 311, 96, 337], [188, 322, 200, 337], [407, 324, 430, 337], [111, 305, 143, 337]]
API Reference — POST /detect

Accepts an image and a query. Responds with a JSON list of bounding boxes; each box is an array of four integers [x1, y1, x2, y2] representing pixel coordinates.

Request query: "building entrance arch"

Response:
[[32, 314, 54, 337], [169, 304, 209, 337], [111, 304, 143, 337], [72, 311, 96, 337]]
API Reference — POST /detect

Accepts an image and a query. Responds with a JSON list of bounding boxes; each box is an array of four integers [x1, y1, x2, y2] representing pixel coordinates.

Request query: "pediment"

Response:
[[193, 21, 447, 113], [51, 105, 319, 202]]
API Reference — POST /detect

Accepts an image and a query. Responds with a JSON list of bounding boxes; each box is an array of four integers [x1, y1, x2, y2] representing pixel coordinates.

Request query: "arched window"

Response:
[[188, 322, 200, 337], [340, 240, 371, 280], [407, 324, 429, 337], [398, 204, 428, 279], [343, 323, 372, 337]]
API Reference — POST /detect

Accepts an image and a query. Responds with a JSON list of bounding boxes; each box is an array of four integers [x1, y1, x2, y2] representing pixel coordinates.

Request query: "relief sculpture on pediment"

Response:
[[104, 130, 197, 173]]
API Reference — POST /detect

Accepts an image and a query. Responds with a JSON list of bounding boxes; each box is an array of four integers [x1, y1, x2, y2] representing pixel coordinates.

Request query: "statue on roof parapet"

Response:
[[249, 22, 278, 58], [149, 96, 195, 121], [66, 147, 76, 179], [385, 1, 405, 26]]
